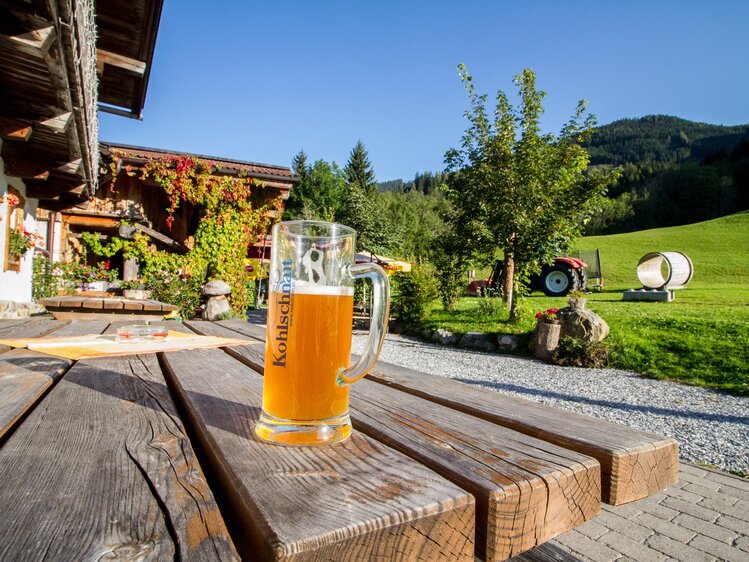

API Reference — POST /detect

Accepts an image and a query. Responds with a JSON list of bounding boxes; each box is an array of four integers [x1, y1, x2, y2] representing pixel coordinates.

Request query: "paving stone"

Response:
[[735, 536, 749, 552], [603, 502, 643, 520], [595, 511, 653, 542], [689, 534, 748, 562], [719, 483, 749, 503], [672, 513, 738, 543], [661, 497, 721, 522], [680, 464, 710, 478], [575, 519, 610, 540], [676, 470, 717, 488], [554, 531, 620, 562], [646, 533, 715, 561], [699, 498, 749, 522], [701, 469, 749, 490], [662, 485, 705, 504], [642, 501, 682, 522], [683, 481, 729, 499], [599, 530, 668, 561], [715, 514, 749, 534], [634, 512, 697, 543]]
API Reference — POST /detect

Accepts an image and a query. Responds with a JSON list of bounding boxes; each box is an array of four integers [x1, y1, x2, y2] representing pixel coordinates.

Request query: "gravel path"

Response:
[[352, 333, 749, 475]]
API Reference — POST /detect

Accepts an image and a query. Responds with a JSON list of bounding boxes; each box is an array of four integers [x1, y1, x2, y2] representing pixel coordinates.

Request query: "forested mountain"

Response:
[[586, 115, 749, 165], [584, 115, 749, 234]]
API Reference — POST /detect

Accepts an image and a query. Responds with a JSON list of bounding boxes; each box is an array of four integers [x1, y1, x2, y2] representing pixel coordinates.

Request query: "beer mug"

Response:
[[255, 220, 390, 446]]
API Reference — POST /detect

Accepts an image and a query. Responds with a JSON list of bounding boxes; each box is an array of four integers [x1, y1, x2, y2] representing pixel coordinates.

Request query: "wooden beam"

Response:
[[60, 214, 119, 229], [0, 25, 56, 57], [96, 49, 147, 76], [0, 144, 50, 180], [57, 158, 81, 174], [0, 117, 32, 141], [134, 223, 189, 253], [38, 112, 72, 132]]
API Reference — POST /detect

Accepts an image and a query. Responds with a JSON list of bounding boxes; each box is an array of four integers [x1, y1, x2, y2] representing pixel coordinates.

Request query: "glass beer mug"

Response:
[[255, 221, 390, 446]]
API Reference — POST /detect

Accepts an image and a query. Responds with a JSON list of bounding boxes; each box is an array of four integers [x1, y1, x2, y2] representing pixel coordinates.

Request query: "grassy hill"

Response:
[[580, 211, 749, 289]]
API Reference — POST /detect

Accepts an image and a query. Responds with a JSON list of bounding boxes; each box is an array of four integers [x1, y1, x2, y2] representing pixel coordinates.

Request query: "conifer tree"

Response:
[[291, 149, 309, 181], [344, 140, 376, 195]]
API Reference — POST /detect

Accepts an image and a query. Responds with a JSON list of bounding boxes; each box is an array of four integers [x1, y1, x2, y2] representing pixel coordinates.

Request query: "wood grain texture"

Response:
[[361, 361, 678, 506], [0, 320, 109, 441], [159, 335, 475, 562], [186, 321, 600, 561], [0, 318, 66, 353], [0, 325, 238, 561], [206, 320, 677, 505]]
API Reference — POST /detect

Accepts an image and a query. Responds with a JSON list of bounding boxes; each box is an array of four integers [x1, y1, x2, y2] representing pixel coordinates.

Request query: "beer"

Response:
[[262, 285, 354, 422]]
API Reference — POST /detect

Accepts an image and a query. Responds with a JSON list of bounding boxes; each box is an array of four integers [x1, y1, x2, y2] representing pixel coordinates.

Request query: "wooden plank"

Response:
[[0, 24, 55, 56], [0, 318, 66, 353], [160, 328, 475, 561], [0, 116, 32, 141], [212, 320, 678, 505], [0, 320, 109, 441], [81, 298, 105, 310], [134, 223, 189, 253], [122, 298, 144, 311], [361, 362, 678, 506], [101, 298, 125, 310], [0, 330, 239, 560], [141, 299, 165, 312], [188, 321, 601, 561]]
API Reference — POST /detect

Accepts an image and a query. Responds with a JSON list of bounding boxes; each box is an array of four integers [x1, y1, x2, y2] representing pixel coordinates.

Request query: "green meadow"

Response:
[[421, 211, 749, 395]]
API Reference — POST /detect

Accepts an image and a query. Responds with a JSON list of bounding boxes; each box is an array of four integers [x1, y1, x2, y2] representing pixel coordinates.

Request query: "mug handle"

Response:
[[337, 262, 390, 386]]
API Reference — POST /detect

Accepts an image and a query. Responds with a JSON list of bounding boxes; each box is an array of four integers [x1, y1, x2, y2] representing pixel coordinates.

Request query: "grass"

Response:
[[419, 211, 749, 395]]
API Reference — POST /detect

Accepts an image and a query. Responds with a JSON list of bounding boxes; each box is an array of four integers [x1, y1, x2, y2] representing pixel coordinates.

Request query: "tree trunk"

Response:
[[502, 253, 514, 306]]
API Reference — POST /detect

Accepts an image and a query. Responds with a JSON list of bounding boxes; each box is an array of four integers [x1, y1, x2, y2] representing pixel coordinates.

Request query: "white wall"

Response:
[[0, 140, 39, 303]]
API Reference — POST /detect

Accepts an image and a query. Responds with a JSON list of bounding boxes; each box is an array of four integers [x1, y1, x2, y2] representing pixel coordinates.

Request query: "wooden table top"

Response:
[[0, 318, 679, 561]]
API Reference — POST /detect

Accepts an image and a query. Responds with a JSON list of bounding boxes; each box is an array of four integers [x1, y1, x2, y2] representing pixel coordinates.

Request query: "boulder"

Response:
[[497, 334, 524, 352], [0, 300, 47, 319], [459, 332, 496, 352], [203, 280, 231, 296], [202, 295, 231, 320], [433, 328, 460, 346], [557, 307, 609, 343]]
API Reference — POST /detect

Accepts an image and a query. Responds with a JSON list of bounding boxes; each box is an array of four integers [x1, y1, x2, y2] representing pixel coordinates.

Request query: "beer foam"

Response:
[[273, 283, 354, 296]]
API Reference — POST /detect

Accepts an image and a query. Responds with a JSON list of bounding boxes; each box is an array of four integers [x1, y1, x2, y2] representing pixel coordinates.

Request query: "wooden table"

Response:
[[0, 318, 679, 561], [39, 295, 179, 321]]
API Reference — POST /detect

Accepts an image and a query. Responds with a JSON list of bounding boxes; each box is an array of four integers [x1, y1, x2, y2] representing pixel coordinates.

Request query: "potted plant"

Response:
[[7, 225, 42, 263], [533, 307, 561, 361], [567, 290, 587, 309], [120, 279, 151, 300]]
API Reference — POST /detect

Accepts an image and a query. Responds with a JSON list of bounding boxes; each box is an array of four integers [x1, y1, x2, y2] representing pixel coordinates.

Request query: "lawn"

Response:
[[419, 212, 749, 395]]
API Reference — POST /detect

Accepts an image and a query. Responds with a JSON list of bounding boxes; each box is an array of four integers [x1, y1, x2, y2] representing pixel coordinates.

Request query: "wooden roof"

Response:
[[101, 143, 299, 185], [0, 0, 163, 208]]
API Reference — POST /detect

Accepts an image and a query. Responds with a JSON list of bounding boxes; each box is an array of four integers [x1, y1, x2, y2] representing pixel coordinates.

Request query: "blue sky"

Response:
[[99, 0, 749, 181]]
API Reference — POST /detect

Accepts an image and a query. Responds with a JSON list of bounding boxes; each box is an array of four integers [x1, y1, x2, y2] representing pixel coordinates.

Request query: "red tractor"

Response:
[[468, 252, 601, 297]]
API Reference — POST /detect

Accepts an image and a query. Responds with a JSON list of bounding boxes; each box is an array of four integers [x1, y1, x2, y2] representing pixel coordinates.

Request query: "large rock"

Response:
[[459, 332, 496, 352], [433, 328, 460, 346], [203, 280, 231, 296], [558, 307, 609, 343], [497, 334, 524, 352], [0, 300, 47, 319], [202, 295, 231, 320]]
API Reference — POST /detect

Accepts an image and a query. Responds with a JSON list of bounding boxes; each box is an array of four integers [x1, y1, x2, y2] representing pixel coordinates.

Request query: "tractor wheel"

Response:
[[539, 264, 577, 296], [575, 267, 588, 292]]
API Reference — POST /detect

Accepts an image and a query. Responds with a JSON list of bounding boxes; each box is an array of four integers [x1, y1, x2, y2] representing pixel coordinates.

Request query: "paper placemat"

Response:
[[0, 330, 258, 360]]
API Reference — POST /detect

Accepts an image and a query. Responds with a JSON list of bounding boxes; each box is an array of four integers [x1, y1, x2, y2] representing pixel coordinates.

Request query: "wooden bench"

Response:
[[0, 318, 679, 561]]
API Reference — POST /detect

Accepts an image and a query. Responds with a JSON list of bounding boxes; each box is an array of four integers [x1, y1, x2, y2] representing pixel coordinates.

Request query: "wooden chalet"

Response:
[[50, 143, 297, 274], [0, 0, 163, 305]]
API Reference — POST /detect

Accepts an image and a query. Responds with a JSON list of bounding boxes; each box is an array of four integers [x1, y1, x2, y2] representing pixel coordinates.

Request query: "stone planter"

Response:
[[123, 289, 151, 300], [533, 321, 561, 362]]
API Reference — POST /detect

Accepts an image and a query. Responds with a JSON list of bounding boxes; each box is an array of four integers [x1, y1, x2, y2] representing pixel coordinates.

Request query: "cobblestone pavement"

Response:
[[549, 463, 749, 561]]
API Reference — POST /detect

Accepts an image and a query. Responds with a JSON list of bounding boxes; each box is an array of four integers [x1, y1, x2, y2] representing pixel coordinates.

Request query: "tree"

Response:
[[444, 65, 618, 317], [344, 140, 376, 196], [291, 149, 309, 181], [283, 160, 345, 222]]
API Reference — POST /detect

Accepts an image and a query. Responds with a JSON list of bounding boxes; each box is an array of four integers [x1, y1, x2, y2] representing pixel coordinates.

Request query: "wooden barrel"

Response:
[[636, 252, 694, 290]]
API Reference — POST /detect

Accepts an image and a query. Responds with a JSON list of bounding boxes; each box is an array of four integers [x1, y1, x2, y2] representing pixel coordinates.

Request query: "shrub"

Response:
[[390, 264, 438, 327], [32, 257, 58, 300], [145, 268, 206, 319], [476, 294, 502, 317], [553, 336, 609, 368]]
